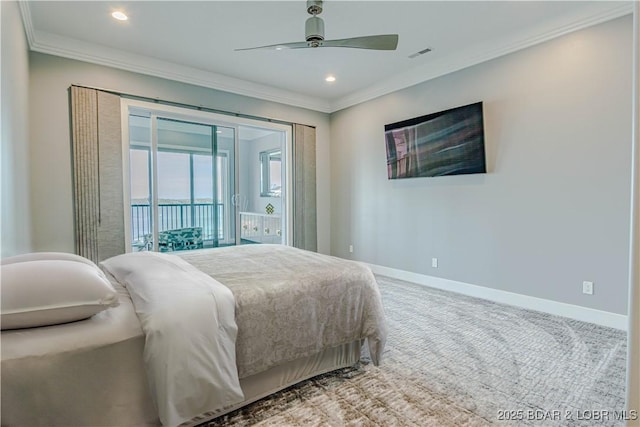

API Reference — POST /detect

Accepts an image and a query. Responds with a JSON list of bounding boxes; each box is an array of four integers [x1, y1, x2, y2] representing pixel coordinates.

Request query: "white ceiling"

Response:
[[20, 1, 632, 113]]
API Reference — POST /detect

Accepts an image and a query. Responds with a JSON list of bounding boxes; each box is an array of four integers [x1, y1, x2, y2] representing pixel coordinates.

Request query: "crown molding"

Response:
[[31, 31, 332, 113], [329, 2, 634, 112], [19, 1, 633, 114], [17, 1, 36, 47]]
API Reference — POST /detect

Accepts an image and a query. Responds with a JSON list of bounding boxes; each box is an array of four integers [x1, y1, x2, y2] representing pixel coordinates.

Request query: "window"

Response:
[[260, 149, 282, 197]]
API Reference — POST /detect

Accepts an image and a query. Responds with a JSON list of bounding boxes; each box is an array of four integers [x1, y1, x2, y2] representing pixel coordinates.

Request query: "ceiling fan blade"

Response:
[[236, 35, 399, 52], [235, 41, 310, 51], [321, 34, 398, 50]]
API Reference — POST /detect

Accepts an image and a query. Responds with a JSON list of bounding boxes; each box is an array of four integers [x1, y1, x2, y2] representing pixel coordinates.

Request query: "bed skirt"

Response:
[[185, 340, 362, 426]]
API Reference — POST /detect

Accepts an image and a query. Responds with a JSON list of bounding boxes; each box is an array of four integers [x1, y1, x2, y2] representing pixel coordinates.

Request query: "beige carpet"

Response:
[[206, 276, 627, 426]]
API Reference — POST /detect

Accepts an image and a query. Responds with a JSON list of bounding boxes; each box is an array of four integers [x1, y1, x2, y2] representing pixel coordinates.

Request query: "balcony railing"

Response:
[[130, 203, 224, 244]]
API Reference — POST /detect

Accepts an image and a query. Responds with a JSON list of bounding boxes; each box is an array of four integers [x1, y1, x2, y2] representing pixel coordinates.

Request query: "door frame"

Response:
[[120, 98, 293, 252]]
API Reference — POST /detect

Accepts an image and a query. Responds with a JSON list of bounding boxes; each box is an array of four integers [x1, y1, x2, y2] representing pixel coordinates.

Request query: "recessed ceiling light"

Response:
[[325, 75, 336, 83], [111, 11, 128, 21]]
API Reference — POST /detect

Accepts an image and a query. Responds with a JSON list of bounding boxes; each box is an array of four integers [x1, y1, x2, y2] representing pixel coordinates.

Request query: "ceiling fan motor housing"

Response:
[[305, 16, 325, 42]]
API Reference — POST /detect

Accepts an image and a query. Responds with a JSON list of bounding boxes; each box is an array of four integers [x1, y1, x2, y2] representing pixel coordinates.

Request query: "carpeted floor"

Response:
[[206, 276, 627, 426]]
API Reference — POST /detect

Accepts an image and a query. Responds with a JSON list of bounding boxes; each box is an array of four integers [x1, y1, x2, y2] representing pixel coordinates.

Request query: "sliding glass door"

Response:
[[128, 114, 235, 251], [124, 100, 292, 253]]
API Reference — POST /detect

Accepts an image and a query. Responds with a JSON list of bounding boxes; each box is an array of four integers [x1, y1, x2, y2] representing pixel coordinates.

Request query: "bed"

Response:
[[1, 244, 387, 427]]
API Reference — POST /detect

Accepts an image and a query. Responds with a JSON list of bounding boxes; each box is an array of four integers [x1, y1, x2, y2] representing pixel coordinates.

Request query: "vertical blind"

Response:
[[293, 124, 317, 252], [70, 86, 125, 262]]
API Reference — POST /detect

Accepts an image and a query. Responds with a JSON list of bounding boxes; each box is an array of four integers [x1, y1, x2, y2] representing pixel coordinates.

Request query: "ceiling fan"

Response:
[[235, 0, 399, 51]]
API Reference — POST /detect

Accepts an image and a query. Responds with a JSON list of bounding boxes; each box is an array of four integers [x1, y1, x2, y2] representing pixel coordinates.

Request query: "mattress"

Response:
[[1, 280, 158, 426]]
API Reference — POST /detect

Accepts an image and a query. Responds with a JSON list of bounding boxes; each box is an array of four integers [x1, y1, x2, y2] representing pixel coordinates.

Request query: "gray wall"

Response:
[[329, 16, 633, 315], [28, 53, 331, 254], [1, 1, 32, 257]]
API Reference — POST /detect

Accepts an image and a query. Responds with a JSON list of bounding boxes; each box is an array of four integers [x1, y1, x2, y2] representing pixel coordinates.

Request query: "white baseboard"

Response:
[[368, 263, 628, 331]]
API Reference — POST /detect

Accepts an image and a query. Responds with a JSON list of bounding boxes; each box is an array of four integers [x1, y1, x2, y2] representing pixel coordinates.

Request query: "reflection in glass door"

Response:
[[237, 126, 286, 245]]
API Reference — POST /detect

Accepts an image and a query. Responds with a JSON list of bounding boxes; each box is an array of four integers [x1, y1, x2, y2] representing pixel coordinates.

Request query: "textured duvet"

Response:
[[179, 244, 387, 378]]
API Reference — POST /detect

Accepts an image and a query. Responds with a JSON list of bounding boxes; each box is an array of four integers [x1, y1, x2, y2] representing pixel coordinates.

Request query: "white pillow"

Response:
[[1, 252, 98, 268], [1, 260, 119, 330]]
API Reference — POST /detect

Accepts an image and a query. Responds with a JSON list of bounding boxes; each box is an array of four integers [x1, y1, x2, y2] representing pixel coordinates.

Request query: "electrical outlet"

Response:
[[431, 258, 438, 268], [349, 245, 354, 253], [582, 281, 594, 295]]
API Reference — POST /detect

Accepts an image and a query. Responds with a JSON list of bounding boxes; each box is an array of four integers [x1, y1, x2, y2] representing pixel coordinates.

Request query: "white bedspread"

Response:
[[101, 252, 244, 427]]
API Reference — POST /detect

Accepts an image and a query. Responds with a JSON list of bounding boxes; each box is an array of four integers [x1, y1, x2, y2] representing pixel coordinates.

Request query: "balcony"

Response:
[[131, 203, 284, 251], [130, 203, 225, 250]]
